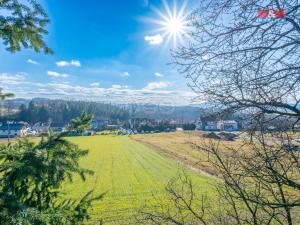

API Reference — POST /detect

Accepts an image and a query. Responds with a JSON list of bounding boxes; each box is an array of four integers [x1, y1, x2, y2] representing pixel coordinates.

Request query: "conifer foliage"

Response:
[[0, 0, 52, 53], [0, 112, 104, 224]]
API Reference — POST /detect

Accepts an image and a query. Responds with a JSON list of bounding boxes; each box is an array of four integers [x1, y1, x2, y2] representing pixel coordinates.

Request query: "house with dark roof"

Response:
[[50, 122, 68, 132], [32, 122, 50, 134], [0, 122, 30, 138], [217, 120, 238, 131], [90, 120, 108, 131], [204, 121, 218, 131]]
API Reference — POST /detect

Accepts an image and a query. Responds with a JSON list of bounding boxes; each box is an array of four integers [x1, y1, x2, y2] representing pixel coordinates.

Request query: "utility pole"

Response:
[[7, 121, 10, 143]]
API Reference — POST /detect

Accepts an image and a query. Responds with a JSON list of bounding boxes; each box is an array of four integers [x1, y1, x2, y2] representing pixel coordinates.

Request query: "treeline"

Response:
[[134, 123, 195, 132], [136, 124, 176, 132], [7, 99, 130, 124]]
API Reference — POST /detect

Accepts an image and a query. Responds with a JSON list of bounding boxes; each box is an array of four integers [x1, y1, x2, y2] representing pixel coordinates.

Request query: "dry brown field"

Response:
[[131, 131, 245, 177]]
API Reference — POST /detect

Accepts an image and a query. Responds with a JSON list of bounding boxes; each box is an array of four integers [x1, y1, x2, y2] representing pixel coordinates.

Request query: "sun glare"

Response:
[[166, 17, 184, 34], [147, 0, 190, 47]]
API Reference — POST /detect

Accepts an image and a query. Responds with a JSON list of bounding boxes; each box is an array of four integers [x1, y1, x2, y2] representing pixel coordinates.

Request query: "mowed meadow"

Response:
[[60, 135, 216, 224]]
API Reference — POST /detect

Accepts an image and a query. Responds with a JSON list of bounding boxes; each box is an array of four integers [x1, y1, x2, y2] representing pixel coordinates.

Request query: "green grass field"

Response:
[[60, 135, 216, 224]]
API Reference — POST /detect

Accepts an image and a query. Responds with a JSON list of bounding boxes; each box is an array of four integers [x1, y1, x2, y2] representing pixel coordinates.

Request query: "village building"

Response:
[[217, 120, 238, 131], [91, 120, 108, 131], [50, 122, 67, 132], [0, 122, 30, 138], [128, 118, 156, 129], [195, 118, 203, 130], [32, 122, 50, 134], [204, 121, 218, 131]]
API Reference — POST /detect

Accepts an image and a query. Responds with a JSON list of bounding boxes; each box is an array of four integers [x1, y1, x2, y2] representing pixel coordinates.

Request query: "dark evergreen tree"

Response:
[[182, 123, 196, 131], [15, 99, 130, 124], [0, 88, 14, 117], [0, 0, 52, 53], [37, 105, 49, 123], [0, 112, 103, 224]]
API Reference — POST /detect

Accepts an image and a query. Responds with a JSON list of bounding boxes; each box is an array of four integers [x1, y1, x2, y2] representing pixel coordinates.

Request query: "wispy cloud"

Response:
[[7, 80, 196, 105], [47, 71, 69, 78], [154, 72, 164, 77], [70, 60, 81, 67], [56, 61, 69, 67], [0, 73, 47, 89], [0, 73, 26, 84], [56, 60, 81, 67], [90, 82, 100, 87], [120, 72, 130, 77], [144, 34, 163, 45], [144, 81, 171, 90], [27, 59, 39, 65], [111, 85, 122, 89]]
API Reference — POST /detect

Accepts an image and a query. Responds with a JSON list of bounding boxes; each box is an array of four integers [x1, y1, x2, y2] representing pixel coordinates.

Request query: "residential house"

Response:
[[217, 120, 238, 131], [0, 122, 30, 138], [195, 118, 203, 130], [129, 118, 156, 129], [32, 122, 50, 134], [50, 122, 67, 132], [204, 121, 218, 131], [91, 120, 108, 131]]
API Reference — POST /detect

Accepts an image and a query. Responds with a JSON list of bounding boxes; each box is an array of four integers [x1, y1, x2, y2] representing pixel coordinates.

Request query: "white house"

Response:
[[217, 120, 238, 131], [204, 121, 218, 131], [195, 119, 203, 130], [0, 122, 30, 138], [32, 122, 50, 134]]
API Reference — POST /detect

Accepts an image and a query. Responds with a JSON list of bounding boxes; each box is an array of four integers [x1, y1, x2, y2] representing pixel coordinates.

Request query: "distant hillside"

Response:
[[1, 98, 203, 124], [123, 104, 202, 121], [1, 98, 129, 124]]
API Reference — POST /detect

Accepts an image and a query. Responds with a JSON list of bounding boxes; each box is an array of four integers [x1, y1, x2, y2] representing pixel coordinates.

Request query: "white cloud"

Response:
[[0, 73, 26, 81], [90, 82, 100, 87], [48, 83, 72, 89], [47, 71, 69, 78], [56, 61, 69, 67], [144, 81, 171, 90], [46, 83, 105, 96], [0, 73, 26, 84], [56, 60, 81, 67], [112, 85, 122, 89], [47, 71, 60, 77], [121, 72, 130, 77], [155, 72, 164, 77], [8, 80, 196, 105], [27, 59, 38, 65], [70, 60, 81, 67], [144, 34, 163, 45]]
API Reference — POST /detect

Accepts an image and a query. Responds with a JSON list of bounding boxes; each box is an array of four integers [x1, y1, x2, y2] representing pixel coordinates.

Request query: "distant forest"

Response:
[[0, 98, 205, 125], [1, 99, 130, 124]]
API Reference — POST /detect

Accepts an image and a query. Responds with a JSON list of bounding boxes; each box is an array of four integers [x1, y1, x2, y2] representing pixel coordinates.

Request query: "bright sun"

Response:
[[147, 0, 190, 46], [166, 17, 185, 35]]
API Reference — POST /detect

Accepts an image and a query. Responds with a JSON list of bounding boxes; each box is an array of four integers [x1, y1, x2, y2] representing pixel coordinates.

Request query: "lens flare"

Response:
[[147, 0, 190, 47], [167, 18, 184, 34]]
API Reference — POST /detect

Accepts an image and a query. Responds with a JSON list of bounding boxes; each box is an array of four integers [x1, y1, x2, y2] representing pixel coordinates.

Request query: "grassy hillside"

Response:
[[62, 135, 216, 224]]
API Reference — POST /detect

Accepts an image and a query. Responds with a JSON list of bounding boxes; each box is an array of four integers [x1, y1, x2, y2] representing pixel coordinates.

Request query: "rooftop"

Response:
[[0, 123, 28, 131]]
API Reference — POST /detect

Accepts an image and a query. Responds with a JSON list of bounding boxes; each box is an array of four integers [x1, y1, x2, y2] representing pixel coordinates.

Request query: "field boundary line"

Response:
[[130, 137, 221, 181]]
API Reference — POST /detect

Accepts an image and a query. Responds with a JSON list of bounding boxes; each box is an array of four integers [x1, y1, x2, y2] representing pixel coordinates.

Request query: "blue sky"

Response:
[[0, 0, 198, 105]]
